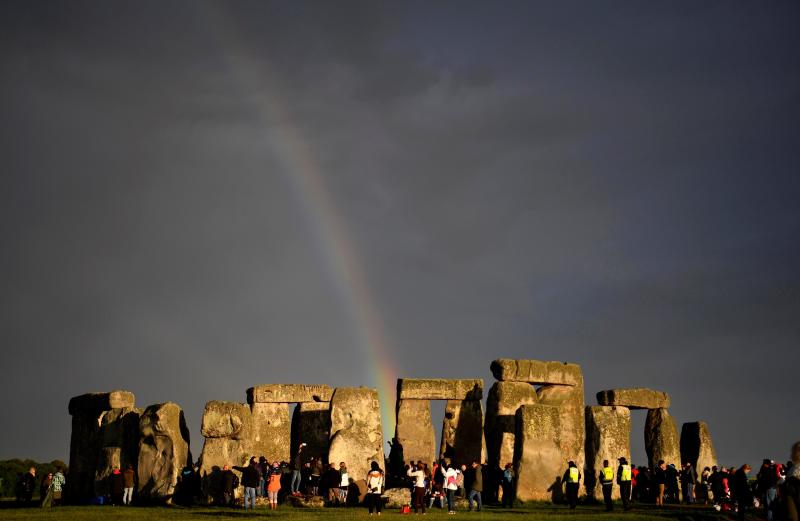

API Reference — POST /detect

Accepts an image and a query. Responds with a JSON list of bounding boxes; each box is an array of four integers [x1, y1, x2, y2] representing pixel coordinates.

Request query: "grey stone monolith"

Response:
[[440, 399, 486, 465], [597, 388, 671, 410], [645, 408, 680, 468], [395, 399, 436, 466], [137, 402, 191, 502], [328, 387, 384, 482], [513, 404, 563, 502], [484, 381, 538, 469], [585, 405, 631, 500], [680, 421, 717, 473], [291, 401, 331, 463]]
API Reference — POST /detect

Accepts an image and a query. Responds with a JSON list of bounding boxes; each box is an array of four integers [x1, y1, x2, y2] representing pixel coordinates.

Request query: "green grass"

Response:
[[0, 503, 740, 521]]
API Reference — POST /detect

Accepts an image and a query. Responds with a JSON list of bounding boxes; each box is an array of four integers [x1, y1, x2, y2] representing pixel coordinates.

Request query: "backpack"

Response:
[[231, 473, 239, 489]]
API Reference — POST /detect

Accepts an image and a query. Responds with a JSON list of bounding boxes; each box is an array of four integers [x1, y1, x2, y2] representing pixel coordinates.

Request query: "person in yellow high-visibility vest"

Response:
[[599, 459, 614, 511], [617, 457, 633, 511], [562, 461, 581, 509]]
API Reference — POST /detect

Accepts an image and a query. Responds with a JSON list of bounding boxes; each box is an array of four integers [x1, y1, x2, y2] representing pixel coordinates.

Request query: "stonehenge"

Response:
[[395, 378, 485, 467], [66, 359, 719, 506]]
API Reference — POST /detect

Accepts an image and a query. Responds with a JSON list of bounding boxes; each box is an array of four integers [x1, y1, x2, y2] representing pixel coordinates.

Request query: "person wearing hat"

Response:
[[290, 443, 306, 495], [562, 461, 581, 509], [617, 457, 632, 511]]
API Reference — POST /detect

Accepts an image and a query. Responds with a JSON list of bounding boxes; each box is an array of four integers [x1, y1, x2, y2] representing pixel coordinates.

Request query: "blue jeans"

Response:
[[468, 489, 482, 510], [765, 487, 777, 521], [446, 489, 455, 512], [291, 470, 302, 493], [244, 487, 257, 509], [258, 477, 265, 497]]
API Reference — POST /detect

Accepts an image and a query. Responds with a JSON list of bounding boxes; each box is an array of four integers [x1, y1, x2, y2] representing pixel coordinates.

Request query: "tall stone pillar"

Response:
[[440, 399, 486, 465], [680, 421, 717, 472], [291, 401, 331, 463], [251, 402, 291, 462], [484, 381, 538, 470], [644, 408, 680, 468], [137, 402, 191, 502], [328, 387, 385, 483], [584, 405, 631, 500], [395, 399, 436, 465], [513, 404, 563, 502]]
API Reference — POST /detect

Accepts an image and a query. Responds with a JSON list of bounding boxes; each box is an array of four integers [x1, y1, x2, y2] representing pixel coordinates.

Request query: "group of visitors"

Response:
[[14, 466, 66, 508], [401, 459, 486, 514]]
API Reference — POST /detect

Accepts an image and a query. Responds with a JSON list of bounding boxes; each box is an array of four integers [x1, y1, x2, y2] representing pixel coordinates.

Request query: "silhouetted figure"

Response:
[[562, 461, 581, 509]]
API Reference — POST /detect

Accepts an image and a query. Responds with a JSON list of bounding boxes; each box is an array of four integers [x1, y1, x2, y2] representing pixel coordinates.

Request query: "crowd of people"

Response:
[[11, 440, 800, 520]]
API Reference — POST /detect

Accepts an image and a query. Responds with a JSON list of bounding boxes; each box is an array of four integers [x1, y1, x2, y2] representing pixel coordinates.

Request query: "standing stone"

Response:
[[484, 381, 538, 470], [251, 402, 291, 462], [200, 401, 253, 440], [94, 447, 122, 497], [513, 404, 563, 502], [395, 399, 436, 466], [328, 387, 384, 483], [67, 390, 137, 503], [93, 407, 142, 496], [538, 379, 585, 476], [680, 421, 717, 472], [585, 406, 631, 500], [291, 401, 331, 463], [644, 408, 680, 468], [137, 402, 191, 502], [440, 400, 486, 465]]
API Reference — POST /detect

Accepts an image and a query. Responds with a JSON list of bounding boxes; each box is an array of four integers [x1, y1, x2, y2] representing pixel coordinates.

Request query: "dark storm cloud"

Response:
[[1, 0, 798, 467]]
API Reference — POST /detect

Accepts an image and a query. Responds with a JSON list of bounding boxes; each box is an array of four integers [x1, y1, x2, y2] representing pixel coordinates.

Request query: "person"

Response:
[[599, 459, 614, 511], [241, 457, 261, 510], [732, 464, 753, 521], [310, 457, 323, 496], [40, 472, 54, 508], [700, 466, 711, 504], [654, 460, 667, 506], [784, 441, 800, 521], [441, 460, 460, 514], [220, 464, 237, 506], [468, 461, 483, 512], [338, 462, 349, 504], [666, 463, 680, 503], [617, 457, 632, 511], [562, 461, 581, 509], [680, 462, 697, 504], [123, 463, 136, 505], [291, 443, 306, 495], [51, 468, 65, 506], [109, 466, 125, 505], [21, 467, 36, 504], [407, 462, 426, 514], [322, 463, 341, 504], [757, 459, 779, 521], [267, 461, 282, 510], [501, 463, 514, 507], [257, 456, 268, 497], [365, 461, 385, 515]]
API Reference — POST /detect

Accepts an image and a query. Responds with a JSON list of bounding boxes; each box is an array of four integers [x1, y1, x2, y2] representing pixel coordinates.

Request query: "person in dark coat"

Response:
[[239, 458, 261, 510], [562, 461, 581, 509], [501, 463, 514, 507], [220, 465, 237, 506], [109, 467, 125, 505], [732, 464, 753, 521], [20, 468, 36, 504], [680, 462, 698, 504]]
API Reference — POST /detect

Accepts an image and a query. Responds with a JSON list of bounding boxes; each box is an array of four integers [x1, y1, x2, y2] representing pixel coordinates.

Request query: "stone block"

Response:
[[513, 404, 564, 502], [397, 379, 483, 401], [200, 401, 252, 440], [644, 408, 680, 468], [596, 388, 671, 410], [395, 399, 436, 466], [247, 384, 333, 404], [440, 399, 486, 465], [328, 387, 384, 482], [584, 405, 631, 500], [137, 402, 191, 502], [491, 359, 582, 386], [680, 421, 717, 473], [484, 381, 538, 469]]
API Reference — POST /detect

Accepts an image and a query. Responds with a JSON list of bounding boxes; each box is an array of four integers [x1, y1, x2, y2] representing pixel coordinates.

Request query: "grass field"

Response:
[[0, 503, 744, 521]]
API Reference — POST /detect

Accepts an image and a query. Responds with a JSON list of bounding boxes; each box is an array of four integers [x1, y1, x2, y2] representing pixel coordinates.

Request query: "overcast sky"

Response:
[[1, 0, 798, 468]]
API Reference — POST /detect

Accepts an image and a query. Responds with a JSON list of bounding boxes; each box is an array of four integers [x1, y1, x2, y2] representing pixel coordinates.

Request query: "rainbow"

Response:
[[204, 5, 399, 441]]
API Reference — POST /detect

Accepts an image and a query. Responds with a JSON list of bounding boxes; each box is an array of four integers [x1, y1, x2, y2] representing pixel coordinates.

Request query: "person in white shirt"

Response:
[[440, 461, 460, 514], [407, 462, 427, 514], [365, 461, 385, 515]]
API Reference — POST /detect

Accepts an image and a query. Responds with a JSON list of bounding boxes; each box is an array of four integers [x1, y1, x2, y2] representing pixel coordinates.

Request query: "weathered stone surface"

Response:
[[485, 382, 538, 469], [250, 402, 291, 462], [397, 379, 483, 401], [137, 402, 191, 502], [68, 390, 136, 415], [513, 404, 564, 502], [585, 406, 631, 500], [538, 379, 585, 477], [67, 391, 139, 503], [94, 447, 121, 497], [247, 384, 333, 404], [491, 359, 582, 386], [644, 408, 680, 468], [395, 399, 436, 466], [328, 387, 384, 482], [440, 399, 486, 465], [198, 437, 249, 499], [680, 421, 717, 473], [201, 401, 253, 440], [597, 388, 671, 410], [384, 487, 411, 508], [291, 401, 331, 463]]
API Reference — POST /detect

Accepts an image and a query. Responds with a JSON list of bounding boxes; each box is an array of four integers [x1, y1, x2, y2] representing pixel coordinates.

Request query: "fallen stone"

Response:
[[291, 401, 331, 463], [250, 402, 290, 462], [137, 402, 191, 502], [395, 399, 436, 466], [383, 487, 411, 508], [484, 381, 538, 469], [68, 390, 136, 415], [513, 404, 564, 502], [200, 401, 253, 440], [645, 408, 681, 468], [490, 359, 582, 386], [328, 387, 384, 483], [680, 421, 717, 473], [440, 399, 486, 465], [596, 388, 671, 410], [247, 384, 333, 404], [585, 406, 631, 501], [287, 494, 326, 508], [397, 378, 483, 401]]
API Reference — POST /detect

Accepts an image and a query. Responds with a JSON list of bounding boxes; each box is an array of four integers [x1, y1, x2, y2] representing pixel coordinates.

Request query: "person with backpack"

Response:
[[440, 460, 460, 514], [365, 461, 385, 515], [562, 461, 581, 509]]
